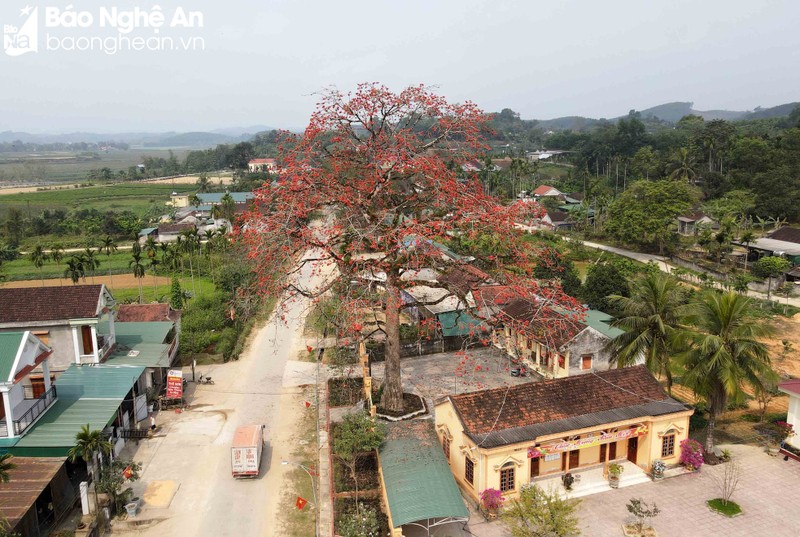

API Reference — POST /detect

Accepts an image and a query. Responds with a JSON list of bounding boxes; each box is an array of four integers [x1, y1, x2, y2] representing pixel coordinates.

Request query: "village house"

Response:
[[435, 366, 693, 502], [779, 378, 800, 452], [494, 298, 623, 378], [742, 226, 800, 266], [532, 184, 563, 198], [677, 211, 718, 236], [157, 222, 196, 243], [0, 285, 116, 374], [0, 332, 56, 441], [247, 158, 278, 173]]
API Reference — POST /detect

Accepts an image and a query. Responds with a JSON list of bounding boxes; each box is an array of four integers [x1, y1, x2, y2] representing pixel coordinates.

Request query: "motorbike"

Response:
[[510, 365, 529, 377], [197, 374, 214, 385]]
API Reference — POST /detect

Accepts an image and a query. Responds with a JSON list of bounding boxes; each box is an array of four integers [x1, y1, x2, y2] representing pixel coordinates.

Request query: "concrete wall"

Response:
[[0, 325, 74, 374], [566, 328, 612, 376], [786, 394, 800, 450]]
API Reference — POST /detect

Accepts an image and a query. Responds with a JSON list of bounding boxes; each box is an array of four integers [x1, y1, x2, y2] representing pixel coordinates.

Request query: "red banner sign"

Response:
[[528, 425, 648, 458], [166, 369, 183, 399]]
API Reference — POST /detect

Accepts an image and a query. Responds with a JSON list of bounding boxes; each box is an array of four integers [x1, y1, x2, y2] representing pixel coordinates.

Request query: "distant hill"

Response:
[[0, 127, 269, 148], [741, 102, 800, 120], [142, 131, 245, 148]]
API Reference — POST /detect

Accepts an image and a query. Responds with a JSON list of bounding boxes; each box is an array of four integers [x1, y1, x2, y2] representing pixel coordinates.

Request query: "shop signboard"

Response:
[[527, 425, 648, 458], [166, 369, 183, 399]]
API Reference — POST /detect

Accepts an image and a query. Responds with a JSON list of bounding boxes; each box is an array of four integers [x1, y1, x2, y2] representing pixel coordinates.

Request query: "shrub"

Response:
[[337, 504, 380, 537], [480, 488, 505, 512], [679, 438, 704, 470], [651, 459, 666, 477]]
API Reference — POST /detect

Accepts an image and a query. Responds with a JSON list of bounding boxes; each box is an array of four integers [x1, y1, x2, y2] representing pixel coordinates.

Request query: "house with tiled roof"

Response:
[[248, 158, 278, 173], [0, 332, 56, 442], [676, 210, 717, 235], [0, 285, 116, 374], [532, 185, 562, 197], [434, 366, 693, 501], [494, 298, 623, 378], [779, 379, 800, 452]]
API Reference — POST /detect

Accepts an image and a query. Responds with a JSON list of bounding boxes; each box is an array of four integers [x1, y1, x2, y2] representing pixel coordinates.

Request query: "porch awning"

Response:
[[10, 364, 144, 456], [379, 422, 468, 530]]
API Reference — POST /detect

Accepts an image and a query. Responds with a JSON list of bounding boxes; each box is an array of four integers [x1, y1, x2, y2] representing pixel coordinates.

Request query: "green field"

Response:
[[0, 148, 189, 184], [1, 250, 141, 280], [112, 277, 216, 304], [0, 182, 191, 219]]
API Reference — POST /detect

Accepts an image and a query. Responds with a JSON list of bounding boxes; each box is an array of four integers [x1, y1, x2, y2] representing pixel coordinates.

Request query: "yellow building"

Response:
[[434, 365, 693, 500]]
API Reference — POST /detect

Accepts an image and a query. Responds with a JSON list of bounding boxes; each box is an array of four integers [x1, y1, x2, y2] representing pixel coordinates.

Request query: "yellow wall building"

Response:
[[434, 366, 693, 501]]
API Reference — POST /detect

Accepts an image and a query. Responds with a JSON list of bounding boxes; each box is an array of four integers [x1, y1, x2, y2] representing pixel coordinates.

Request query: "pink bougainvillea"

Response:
[[480, 488, 505, 511], [679, 438, 704, 470]]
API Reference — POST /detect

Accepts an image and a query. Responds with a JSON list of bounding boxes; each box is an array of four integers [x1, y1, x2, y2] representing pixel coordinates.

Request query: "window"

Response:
[[661, 433, 676, 458], [558, 355, 565, 369], [500, 464, 515, 492], [465, 457, 474, 486], [581, 355, 592, 370], [442, 436, 450, 461]]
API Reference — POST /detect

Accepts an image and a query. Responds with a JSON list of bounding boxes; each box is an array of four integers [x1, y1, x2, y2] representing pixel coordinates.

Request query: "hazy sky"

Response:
[[1, 0, 798, 132]]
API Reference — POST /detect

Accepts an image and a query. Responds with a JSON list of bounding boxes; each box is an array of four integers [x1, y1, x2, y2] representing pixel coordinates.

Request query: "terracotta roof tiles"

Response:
[[0, 285, 104, 323]]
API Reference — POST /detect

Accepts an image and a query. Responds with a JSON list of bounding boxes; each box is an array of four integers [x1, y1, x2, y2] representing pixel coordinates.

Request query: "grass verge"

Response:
[[281, 386, 320, 537], [707, 498, 742, 517]]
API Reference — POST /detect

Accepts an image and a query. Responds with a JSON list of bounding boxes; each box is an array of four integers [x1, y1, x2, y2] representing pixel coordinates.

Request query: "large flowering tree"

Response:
[[241, 83, 580, 412]]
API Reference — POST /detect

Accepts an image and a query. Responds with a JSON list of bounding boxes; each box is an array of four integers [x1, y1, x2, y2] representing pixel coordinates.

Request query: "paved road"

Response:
[[577, 238, 800, 308], [124, 246, 336, 537]]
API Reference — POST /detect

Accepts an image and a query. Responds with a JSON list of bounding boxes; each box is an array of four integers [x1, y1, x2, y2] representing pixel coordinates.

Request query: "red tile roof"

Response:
[[450, 365, 671, 437], [438, 264, 490, 296], [498, 299, 584, 349], [116, 303, 180, 323], [779, 378, 800, 396], [249, 158, 276, 165], [768, 227, 800, 245], [0, 285, 104, 323], [533, 185, 560, 196], [471, 285, 517, 307], [158, 223, 195, 234]]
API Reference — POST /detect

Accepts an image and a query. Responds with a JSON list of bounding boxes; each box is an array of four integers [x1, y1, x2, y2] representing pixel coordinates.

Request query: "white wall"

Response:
[[787, 394, 800, 450]]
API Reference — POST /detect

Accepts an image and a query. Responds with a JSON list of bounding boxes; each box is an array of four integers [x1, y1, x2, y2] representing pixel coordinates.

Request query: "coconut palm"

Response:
[[608, 272, 686, 394], [179, 229, 199, 296], [63, 256, 85, 285], [144, 236, 158, 259], [68, 424, 112, 480], [667, 147, 697, 183], [0, 453, 16, 483], [100, 236, 117, 287], [739, 230, 755, 271], [49, 244, 64, 265], [677, 291, 774, 453], [29, 245, 49, 286], [129, 252, 146, 303]]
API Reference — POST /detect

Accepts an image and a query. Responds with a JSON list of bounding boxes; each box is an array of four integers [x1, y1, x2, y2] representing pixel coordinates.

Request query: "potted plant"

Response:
[[651, 459, 666, 480], [679, 438, 704, 471], [608, 462, 624, 489], [480, 488, 505, 519]]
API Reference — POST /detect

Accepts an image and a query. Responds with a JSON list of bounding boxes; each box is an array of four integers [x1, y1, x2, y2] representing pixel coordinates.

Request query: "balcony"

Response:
[[10, 385, 57, 436]]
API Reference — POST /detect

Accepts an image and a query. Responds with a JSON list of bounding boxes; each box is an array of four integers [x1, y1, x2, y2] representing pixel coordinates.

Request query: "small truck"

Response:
[[231, 424, 264, 478]]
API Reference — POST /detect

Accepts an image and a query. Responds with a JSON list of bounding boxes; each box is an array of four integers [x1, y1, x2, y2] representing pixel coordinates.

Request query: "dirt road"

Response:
[[123, 246, 336, 537]]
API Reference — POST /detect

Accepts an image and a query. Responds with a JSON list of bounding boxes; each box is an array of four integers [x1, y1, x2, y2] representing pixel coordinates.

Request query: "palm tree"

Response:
[[63, 256, 85, 285], [739, 230, 755, 271], [0, 453, 16, 483], [667, 147, 697, 183], [196, 175, 211, 193], [100, 236, 117, 287], [129, 252, 146, 303], [677, 291, 774, 453], [82, 248, 101, 284], [68, 424, 112, 479], [179, 229, 198, 296], [49, 244, 64, 265], [29, 245, 49, 286], [608, 272, 686, 394], [148, 257, 161, 299], [144, 236, 158, 259]]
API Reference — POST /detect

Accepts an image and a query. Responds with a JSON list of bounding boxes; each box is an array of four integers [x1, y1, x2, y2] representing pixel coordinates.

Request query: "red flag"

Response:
[[295, 496, 307, 510], [306, 345, 313, 354], [122, 466, 133, 479], [304, 401, 311, 408]]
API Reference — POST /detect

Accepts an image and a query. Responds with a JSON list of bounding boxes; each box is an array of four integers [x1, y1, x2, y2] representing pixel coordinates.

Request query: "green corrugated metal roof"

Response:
[[106, 322, 174, 368], [0, 332, 23, 383], [114, 322, 173, 344], [11, 364, 144, 455], [379, 422, 468, 528], [584, 309, 624, 339], [437, 311, 487, 338]]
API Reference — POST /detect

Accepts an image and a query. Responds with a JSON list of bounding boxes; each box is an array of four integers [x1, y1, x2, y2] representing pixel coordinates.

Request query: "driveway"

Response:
[[577, 444, 800, 537], [117, 246, 337, 537]]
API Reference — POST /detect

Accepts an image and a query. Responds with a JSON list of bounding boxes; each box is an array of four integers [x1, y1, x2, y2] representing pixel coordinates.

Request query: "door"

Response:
[[627, 437, 638, 464], [81, 325, 94, 354], [531, 456, 540, 478], [134, 394, 148, 423], [600, 443, 607, 462], [608, 441, 617, 460], [569, 449, 580, 470]]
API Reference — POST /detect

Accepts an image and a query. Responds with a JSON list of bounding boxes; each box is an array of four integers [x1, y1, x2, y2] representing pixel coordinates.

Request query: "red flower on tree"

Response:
[[241, 83, 580, 412]]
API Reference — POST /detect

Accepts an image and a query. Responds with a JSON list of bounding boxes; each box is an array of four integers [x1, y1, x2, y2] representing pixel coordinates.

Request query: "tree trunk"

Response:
[[705, 414, 716, 454], [381, 282, 403, 413]]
